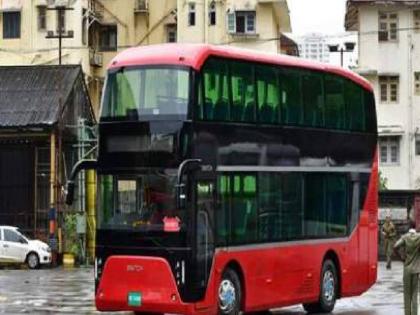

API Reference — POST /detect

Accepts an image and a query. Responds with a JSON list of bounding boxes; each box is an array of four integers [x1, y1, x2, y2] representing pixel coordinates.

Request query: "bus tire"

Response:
[[218, 268, 242, 315], [303, 259, 337, 314]]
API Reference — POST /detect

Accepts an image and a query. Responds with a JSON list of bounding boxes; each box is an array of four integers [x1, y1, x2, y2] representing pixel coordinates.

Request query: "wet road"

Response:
[[0, 262, 406, 314]]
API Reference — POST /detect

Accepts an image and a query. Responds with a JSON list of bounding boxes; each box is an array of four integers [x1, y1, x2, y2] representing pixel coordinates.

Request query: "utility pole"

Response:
[[45, 4, 74, 265], [46, 5, 74, 65]]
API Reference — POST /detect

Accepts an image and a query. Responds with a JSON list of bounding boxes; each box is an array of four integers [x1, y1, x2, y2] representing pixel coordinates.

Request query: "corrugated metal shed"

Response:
[[0, 65, 83, 128]]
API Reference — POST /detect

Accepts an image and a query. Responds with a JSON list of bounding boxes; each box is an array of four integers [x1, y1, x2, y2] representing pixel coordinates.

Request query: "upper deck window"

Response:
[[102, 67, 190, 120], [198, 57, 376, 133]]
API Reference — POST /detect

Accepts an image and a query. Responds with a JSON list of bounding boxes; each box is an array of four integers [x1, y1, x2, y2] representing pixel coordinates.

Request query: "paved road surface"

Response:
[[0, 262, 407, 314]]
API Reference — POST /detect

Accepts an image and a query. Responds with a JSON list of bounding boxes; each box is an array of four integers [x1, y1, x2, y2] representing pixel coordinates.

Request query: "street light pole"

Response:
[[328, 42, 355, 68]]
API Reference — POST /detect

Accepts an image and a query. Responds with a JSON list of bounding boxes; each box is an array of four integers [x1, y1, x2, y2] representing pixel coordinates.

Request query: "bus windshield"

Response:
[[101, 67, 190, 120], [97, 169, 187, 231]]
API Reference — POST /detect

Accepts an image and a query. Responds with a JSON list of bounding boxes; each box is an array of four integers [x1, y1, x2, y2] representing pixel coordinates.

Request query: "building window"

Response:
[[416, 136, 420, 155], [188, 3, 196, 26], [38, 6, 47, 30], [415, 72, 420, 95], [99, 25, 117, 51], [3, 12, 21, 39], [379, 136, 400, 165], [379, 76, 399, 103], [82, 8, 87, 45], [227, 11, 256, 34], [166, 24, 176, 43], [415, 10, 420, 32], [378, 12, 398, 41], [209, 1, 216, 26], [56, 9, 66, 33]]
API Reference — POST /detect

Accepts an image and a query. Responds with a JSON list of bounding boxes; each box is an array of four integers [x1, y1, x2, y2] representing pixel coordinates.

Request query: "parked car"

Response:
[[0, 226, 51, 269]]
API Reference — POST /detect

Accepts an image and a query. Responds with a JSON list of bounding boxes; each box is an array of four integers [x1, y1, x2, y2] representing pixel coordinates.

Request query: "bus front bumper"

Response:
[[95, 255, 196, 314]]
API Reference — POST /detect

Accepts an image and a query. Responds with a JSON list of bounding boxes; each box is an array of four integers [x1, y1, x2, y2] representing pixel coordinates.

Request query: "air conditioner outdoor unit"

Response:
[[135, 0, 148, 12], [90, 51, 103, 67]]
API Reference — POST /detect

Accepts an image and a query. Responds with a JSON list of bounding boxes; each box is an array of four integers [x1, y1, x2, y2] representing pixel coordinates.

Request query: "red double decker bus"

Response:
[[67, 44, 378, 315]]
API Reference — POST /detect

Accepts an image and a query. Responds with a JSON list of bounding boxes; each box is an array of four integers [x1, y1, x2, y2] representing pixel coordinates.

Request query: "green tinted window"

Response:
[[281, 174, 304, 239], [202, 58, 230, 121], [326, 175, 348, 236], [216, 175, 230, 245], [258, 173, 303, 241], [230, 61, 256, 122], [304, 174, 326, 237], [302, 72, 324, 127], [325, 75, 345, 129], [364, 90, 377, 133], [280, 68, 302, 125], [256, 65, 280, 124], [258, 174, 282, 241], [231, 174, 257, 244], [345, 79, 365, 131]]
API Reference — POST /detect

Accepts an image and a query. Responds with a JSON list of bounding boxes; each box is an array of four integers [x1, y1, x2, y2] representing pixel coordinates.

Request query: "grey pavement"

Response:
[[0, 262, 409, 314]]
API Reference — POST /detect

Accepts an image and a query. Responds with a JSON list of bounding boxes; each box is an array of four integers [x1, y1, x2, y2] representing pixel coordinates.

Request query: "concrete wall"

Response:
[[177, 0, 284, 53]]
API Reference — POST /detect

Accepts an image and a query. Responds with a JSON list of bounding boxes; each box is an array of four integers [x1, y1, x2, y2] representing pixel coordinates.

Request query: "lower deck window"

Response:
[[216, 172, 356, 245]]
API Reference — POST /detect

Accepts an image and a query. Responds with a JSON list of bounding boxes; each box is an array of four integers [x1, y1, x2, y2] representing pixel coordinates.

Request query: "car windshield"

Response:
[[97, 169, 186, 232], [101, 67, 190, 120], [16, 229, 30, 240]]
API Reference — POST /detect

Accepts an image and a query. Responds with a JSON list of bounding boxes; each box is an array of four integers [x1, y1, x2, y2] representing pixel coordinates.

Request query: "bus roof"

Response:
[[108, 44, 373, 92]]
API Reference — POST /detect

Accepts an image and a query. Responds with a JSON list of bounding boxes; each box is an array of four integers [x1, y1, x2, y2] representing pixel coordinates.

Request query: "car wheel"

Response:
[[218, 268, 242, 315], [303, 259, 338, 314], [27, 252, 40, 269]]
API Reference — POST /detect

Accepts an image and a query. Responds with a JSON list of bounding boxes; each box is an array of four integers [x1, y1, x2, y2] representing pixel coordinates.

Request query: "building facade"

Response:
[[346, 0, 420, 190], [0, 0, 291, 113], [0, 0, 177, 113], [297, 33, 330, 63], [176, 0, 291, 53]]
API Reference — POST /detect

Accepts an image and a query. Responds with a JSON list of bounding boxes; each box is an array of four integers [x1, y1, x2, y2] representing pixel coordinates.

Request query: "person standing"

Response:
[[394, 223, 420, 315], [382, 214, 397, 269]]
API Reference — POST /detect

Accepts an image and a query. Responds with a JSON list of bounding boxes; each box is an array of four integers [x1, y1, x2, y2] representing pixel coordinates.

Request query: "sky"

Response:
[[288, 0, 347, 35]]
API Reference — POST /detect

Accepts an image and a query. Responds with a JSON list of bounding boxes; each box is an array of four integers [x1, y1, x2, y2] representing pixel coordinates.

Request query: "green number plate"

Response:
[[128, 292, 142, 307]]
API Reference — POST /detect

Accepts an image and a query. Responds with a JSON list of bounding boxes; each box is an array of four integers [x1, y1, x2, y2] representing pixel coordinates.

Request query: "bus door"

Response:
[[193, 173, 216, 301]]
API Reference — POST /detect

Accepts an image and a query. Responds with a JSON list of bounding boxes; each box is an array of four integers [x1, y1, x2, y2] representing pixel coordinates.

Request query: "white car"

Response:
[[0, 226, 51, 269]]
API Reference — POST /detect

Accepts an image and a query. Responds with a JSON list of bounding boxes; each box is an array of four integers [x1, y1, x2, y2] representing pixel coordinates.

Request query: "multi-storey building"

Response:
[[0, 0, 291, 113], [0, 0, 177, 113], [346, 0, 420, 190], [176, 0, 291, 53], [297, 33, 330, 63]]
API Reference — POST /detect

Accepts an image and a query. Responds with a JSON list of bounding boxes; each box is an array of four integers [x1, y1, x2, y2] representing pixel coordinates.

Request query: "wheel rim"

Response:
[[218, 279, 236, 314], [28, 254, 38, 268], [323, 270, 335, 303]]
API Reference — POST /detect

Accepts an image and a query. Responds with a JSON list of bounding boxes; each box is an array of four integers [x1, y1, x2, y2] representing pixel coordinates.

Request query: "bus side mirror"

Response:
[[176, 183, 186, 210], [65, 181, 75, 205]]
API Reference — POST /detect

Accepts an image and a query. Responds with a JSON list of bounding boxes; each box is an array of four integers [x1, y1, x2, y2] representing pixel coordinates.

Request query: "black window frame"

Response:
[[3, 11, 21, 39], [38, 6, 47, 31], [99, 24, 117, 52]]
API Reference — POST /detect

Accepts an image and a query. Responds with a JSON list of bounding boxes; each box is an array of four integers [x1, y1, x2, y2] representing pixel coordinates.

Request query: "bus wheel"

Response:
[[218, 268, 242, 315], [303, 259, 337, 314]]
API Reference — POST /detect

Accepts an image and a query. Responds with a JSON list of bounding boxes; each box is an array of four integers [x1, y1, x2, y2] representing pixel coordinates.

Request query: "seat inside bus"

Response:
[[213, 98, 229, 121]]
